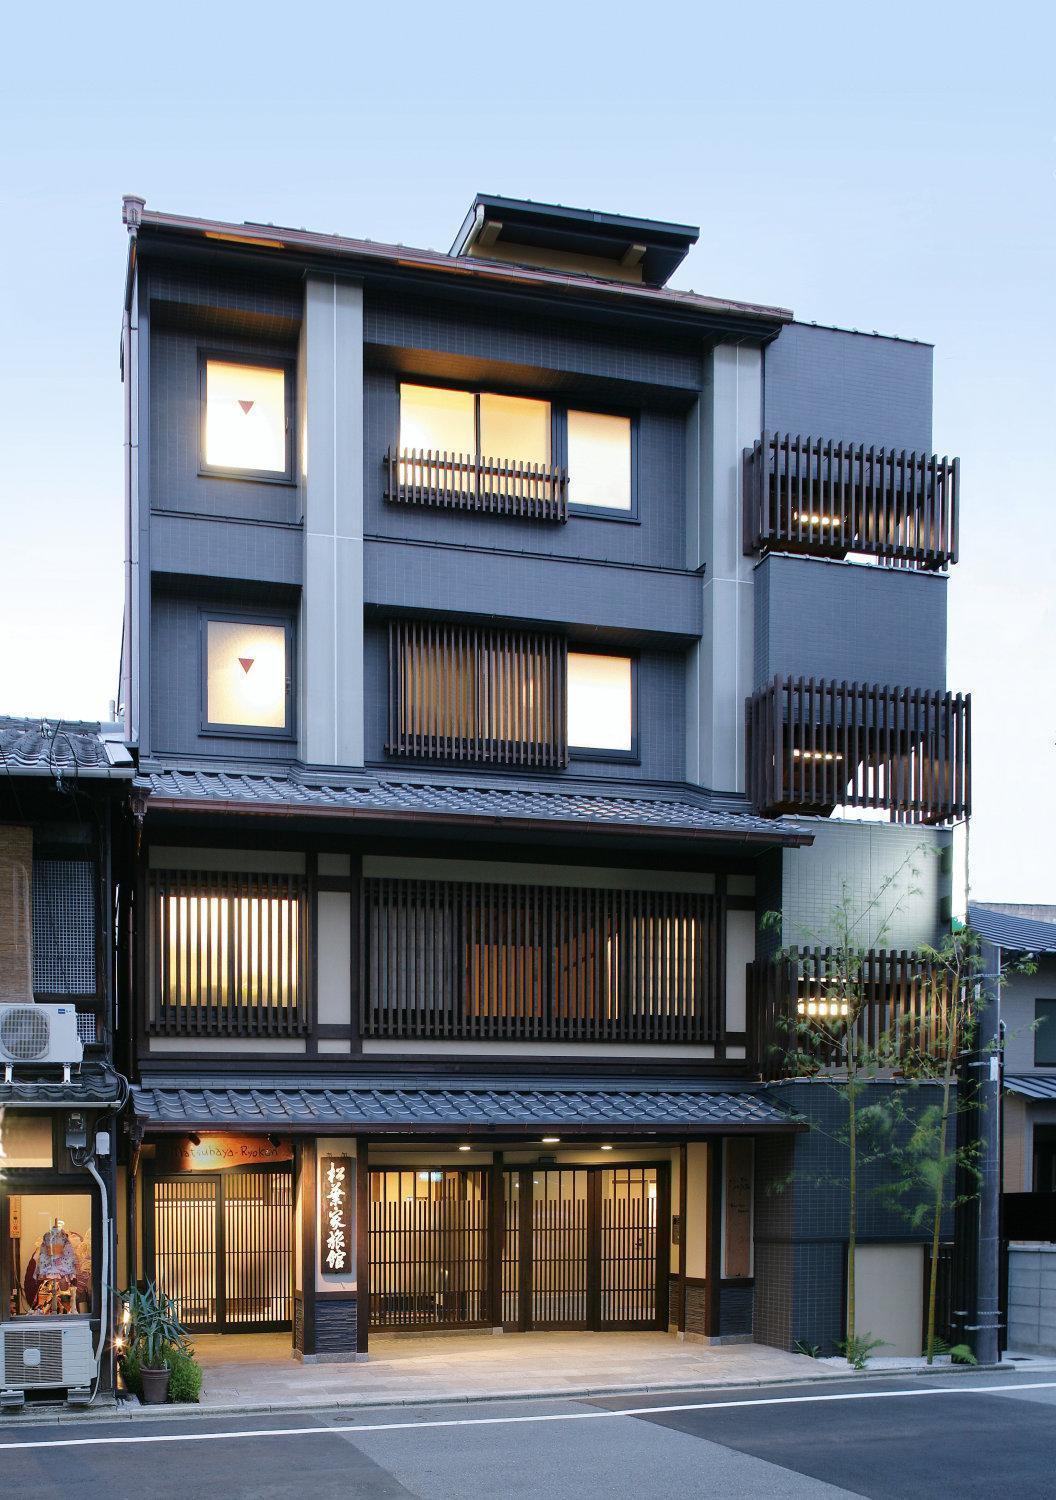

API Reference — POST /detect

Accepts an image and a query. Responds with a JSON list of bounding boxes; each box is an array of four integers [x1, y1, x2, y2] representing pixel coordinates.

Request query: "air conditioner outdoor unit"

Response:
[[0, 1004, 83, 1070], [1, 1320, 95, 1403]]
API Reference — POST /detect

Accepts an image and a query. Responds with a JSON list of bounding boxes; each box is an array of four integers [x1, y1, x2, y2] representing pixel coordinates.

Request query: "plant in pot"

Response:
[[118, 1282, 190, 1405]]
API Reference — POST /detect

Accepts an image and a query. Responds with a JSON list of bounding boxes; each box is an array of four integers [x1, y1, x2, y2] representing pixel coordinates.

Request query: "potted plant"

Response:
[[117, 1282, 190, 1405]]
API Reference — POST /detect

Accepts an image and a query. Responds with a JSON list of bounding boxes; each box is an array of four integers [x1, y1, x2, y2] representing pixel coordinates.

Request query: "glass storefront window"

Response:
[[8, 1192, 92, 1317]]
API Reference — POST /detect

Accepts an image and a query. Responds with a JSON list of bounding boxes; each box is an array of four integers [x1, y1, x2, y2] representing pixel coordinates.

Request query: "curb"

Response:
[[0, 1359, 1021, 1429]]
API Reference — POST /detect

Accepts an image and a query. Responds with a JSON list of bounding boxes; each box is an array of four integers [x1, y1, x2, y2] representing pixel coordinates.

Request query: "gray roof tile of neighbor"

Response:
[[0, 717, 134, 778], [968, 903, 1056, 954]]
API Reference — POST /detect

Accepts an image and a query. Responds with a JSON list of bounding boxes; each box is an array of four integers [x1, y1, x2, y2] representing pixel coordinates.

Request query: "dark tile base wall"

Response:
[[720, 1285, 754, 1337], [315, 1298, 358, 1356], [293, 1295, 304, 1355]]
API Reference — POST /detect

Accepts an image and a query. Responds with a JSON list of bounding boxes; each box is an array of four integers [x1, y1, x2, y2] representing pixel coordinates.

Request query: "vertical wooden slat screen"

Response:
[[368, 1169, 489, 1330], [746, 675, 970, 824], [149, 870, 308, 1036], [743, 432, 959, 569], [363, 877, 724, 1044], [384, 448, 569, 522], [749, 947, 957, 1079], [387, 620, 568, 767]]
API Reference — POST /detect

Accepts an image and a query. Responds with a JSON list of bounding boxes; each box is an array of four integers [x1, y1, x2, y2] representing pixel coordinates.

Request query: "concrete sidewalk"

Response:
[[182, 1330, 854, 1415]]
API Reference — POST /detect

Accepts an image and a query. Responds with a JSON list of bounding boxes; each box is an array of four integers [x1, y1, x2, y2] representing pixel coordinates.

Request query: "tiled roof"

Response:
[[131, 1077, 799, 1133], [969, 903, 1056, 955], [0, 1063, 127, 1109], [1004, 1075, 1056, 1102], [0, 717, 134, 779], [134, 766, 810, 844]]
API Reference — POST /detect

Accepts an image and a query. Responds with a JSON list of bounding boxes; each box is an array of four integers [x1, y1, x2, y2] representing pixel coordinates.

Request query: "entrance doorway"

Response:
[[504, 1165, 665, 1330], [147, 1165, 293, 1332], [366, 1163, 667, 1333]]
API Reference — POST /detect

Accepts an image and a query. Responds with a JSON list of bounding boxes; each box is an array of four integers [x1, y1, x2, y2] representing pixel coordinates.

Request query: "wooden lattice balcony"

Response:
[[749, 947, 957, 1078], [743, 432, 959, 569], [385, 448, 569, 522], [746, 675, 971, 824]]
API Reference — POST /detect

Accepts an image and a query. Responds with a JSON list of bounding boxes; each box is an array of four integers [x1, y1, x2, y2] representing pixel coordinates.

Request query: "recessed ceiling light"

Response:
[[458, 1144, 471, 1152], [541, 1136, 560, 1145], [600, 1144, 613, 1151]]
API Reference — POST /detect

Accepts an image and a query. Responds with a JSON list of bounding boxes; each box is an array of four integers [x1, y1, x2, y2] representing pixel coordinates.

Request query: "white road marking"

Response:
[[1, 1380, 1052, 1453]]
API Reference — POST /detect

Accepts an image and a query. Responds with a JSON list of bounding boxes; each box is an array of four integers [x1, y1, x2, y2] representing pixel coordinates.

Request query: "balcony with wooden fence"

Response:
[[147, 869, 309, 1037], [746, 676, 970, 824], [743, 432, 958, 570], [387, 619, 568, 767], [749, 947, 956, 1079], [385, 449, 569, 522], [361, 877, 726, 1045]]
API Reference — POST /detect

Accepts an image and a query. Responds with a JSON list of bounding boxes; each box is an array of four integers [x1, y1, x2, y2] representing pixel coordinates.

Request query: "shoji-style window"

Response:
[[149, 870, 308, 1037], [202, 614, 294, 736], [566, 410, 633, 512], [387, 621, 568, 767], [200, 356, 292, 479], [567, 652, 635, 756]]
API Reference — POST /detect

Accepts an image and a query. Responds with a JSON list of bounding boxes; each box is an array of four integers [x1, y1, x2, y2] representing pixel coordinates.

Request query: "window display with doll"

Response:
[[7, 1194, 92, 1317]]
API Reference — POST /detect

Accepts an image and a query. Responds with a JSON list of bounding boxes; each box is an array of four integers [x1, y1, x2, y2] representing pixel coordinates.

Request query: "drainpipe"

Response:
[[972, 938, 1002, 1364]]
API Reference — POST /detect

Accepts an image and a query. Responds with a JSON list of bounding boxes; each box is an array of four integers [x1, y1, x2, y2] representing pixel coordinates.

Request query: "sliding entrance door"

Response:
[[503, 1164, 666, 1330], [148, 1165, 293, 1332]]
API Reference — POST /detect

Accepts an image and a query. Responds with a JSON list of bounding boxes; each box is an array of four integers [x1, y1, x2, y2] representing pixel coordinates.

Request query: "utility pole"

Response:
[[954, 937, 1002, 1364]]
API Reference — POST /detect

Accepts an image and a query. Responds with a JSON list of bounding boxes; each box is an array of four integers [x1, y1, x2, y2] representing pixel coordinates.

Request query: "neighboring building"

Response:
[[116, 192, 967, 1363], [0, 718, 134, 1403], [970, 903, 1056, 1195]]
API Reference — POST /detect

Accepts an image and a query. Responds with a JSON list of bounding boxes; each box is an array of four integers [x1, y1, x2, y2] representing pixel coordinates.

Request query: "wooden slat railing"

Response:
[[749, 947, 956, 1078], [362, 878, 725, 1044], [743, 432, 958, 569], [746, 676, 971, 824], [148, 869, 308, 1037], [387, 619, 568, 767], [385, 448, 569, 522]]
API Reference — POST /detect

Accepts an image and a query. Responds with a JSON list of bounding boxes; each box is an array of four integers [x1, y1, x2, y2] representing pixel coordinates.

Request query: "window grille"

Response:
[[32, 858, 96, 995]]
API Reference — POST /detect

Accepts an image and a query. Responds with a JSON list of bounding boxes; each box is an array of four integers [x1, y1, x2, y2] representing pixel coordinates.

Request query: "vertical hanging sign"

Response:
[[320, 1155, 353, 1276]]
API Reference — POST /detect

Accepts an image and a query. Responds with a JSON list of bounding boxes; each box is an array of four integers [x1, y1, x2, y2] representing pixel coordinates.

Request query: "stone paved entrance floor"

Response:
[[187, 1330, 843, 1413]]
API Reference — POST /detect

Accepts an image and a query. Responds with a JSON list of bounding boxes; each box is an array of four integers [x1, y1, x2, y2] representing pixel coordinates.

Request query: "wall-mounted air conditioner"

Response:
[[0, 1003, 83, 1070], [1, 1320, 95, 1404]]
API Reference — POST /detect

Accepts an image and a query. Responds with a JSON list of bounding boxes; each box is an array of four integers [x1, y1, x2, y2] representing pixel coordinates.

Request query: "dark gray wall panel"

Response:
[[365, 290, 703, 390], [366, 539, 701, 642], [151, 513, 303, 586], [364, 370, 688, 570], [149, 327, 301, 524], [764, 323, 933, 452], [753, 554, 946, 691], [150, 584, 298, 761]]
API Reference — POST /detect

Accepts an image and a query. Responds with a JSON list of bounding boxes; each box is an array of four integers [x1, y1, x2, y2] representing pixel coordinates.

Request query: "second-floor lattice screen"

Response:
[[363, 877, 725, 1043], [32, 857, 97, 995], [386, 621, 568, 767], [148, 869, 308, 1037]]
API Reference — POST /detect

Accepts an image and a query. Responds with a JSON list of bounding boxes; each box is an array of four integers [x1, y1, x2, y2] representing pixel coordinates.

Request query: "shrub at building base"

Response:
[[120, 1344, 202, 1404]]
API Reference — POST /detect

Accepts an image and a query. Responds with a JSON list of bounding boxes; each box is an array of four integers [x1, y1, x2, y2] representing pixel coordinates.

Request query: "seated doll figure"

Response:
[[24, 1220, 86, 1315]]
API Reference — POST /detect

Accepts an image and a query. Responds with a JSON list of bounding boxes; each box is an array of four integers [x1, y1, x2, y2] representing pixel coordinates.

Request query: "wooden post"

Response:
[[705, 1138, 723, 1339], [677, 1142, 688, 1334], [300, 1140, 317, 1358], [356, 1138, 370, 1355], [488, 1152, 504, 1329]]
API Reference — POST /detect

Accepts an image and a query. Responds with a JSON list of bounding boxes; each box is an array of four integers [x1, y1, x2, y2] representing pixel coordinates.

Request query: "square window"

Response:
[[568, 652, 634, 754], [399, 384, 476, 456], [204, 618, 291, 734], [567, 410, 632, 511], [479, 393, 550, 466], [203, 359, 289, 477], [1036, 1000, 1056, 1066]]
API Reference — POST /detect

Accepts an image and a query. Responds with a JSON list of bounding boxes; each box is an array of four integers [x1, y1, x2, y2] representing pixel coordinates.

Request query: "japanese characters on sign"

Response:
[[320, 1155, 353, 1275]]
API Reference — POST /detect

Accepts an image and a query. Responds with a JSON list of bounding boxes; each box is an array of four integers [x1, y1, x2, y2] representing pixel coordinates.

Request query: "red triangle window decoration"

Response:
[[238, 399, 255, 414], [238, 657, 255, 674]]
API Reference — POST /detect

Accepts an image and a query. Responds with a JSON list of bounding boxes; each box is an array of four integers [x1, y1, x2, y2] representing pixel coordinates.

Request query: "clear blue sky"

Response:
[[1, 4, 1053, 900]]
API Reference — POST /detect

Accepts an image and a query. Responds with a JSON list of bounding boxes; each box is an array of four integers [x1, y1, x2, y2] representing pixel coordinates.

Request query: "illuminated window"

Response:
[[567, 652, 634, 754], [479, 393, 550, 466], [10, 1193, 93, 1316], [204, 616, 292, 734], [399, 384, 476, 455], [153, 874, 306, 1030], [566, 410, 632, 511], [202, 357, 290, 478]]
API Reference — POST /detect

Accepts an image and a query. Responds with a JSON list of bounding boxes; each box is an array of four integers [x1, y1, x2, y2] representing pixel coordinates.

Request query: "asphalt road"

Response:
[[3, 1371, 1054, 1499]]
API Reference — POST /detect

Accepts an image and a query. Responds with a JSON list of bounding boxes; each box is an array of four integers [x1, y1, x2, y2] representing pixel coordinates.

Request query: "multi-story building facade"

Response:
[[0, 718, 133, 1403], [117, 192, 968, 1363]]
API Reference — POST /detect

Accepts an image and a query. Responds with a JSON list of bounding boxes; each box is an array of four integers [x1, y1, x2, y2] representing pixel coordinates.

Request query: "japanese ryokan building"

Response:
[[113, 191, 968, 1364]]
